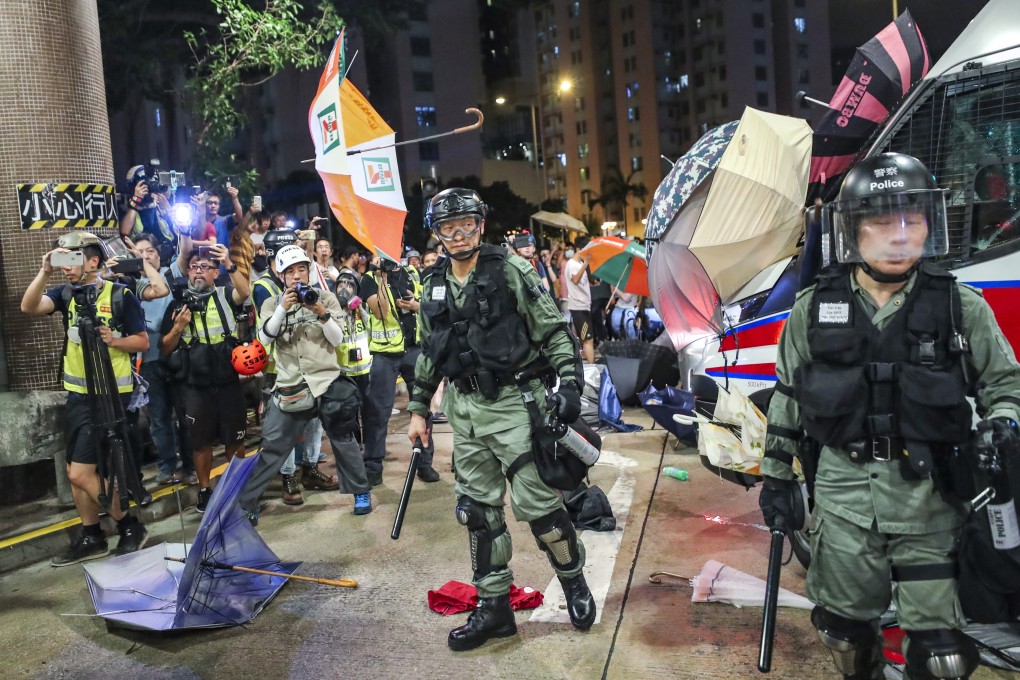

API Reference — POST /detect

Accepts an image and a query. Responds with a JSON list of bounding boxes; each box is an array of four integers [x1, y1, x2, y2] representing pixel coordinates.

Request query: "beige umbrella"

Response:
[[676, 107, 811, 304]]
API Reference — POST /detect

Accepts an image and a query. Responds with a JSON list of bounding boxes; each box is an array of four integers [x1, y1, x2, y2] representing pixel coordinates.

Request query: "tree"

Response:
[[587, 165, 648, 232]]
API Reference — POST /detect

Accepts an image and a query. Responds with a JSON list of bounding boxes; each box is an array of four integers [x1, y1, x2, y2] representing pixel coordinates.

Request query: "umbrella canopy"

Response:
[[310, 31, 407, 263], [583, 236, 649, 296], [691, 560, 813, 609], [808, 11, 930, 201], [645, 121, 739, 245], [647, 108, 810, 351], [531, 210, 588, 234], [84, 455, 300, 631]]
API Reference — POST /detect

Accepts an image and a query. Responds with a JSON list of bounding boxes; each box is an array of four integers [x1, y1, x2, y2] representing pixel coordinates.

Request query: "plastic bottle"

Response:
[[662, 466, 688, 481]]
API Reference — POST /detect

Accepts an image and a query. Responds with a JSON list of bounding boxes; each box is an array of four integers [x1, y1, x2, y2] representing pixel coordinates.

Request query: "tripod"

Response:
[[71, 286, 147, 512]]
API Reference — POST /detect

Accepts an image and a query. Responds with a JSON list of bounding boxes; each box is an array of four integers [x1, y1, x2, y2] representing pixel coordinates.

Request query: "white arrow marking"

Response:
[[529, 449, 639, 625]]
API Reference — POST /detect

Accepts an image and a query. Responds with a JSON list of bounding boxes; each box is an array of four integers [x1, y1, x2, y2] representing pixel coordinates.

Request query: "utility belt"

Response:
[[452, 363, 554, 400], [846, 436, 905, 463]]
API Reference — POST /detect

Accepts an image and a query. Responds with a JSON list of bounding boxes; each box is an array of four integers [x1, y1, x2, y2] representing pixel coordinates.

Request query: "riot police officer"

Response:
[[407, 188, 596, 651], [759, 153, 1020, 679]]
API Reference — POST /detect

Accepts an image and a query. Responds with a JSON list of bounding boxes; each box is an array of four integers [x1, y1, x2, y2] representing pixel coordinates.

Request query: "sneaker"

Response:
[[431, 412, 448, 424], [391, 408, 400, 416], [116, 521, 149, 555], [242, 507, 259, 526], [416, 466, 441, 483], [196, 487, 213, 514], [155, 471, 179, 486], [353, 493, 372, 515], [281, 474, 304, 505], [367, 471, 383, 487], [51, 534, 109, 567], [301, 465, 339, 491], [181, 471, 198, 486]]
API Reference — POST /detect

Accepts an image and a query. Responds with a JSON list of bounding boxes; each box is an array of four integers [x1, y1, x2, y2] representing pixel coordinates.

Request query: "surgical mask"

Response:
[[565, 249, 575, 258]]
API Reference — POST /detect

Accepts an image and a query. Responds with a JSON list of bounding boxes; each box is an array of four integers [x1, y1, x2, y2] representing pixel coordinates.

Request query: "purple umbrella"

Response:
[[84, 455, 300, 631]]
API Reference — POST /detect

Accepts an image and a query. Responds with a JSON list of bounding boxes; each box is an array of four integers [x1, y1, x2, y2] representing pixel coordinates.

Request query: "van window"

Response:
[[876, 63, 1020, 264]]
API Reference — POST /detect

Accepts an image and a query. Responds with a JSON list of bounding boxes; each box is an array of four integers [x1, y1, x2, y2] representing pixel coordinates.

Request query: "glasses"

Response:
[[437, 217, 481, 241], [189, 264, 217, 272]]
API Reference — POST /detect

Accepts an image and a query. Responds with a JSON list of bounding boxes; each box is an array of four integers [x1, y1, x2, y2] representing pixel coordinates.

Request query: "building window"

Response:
[[623, 32, 630, 48], [575, 97, 585, 112], [415, 106, 437, 128], [694, 72, 705, 87], [154, 106, 161, 128], [558, 153, 567, 167], [757, 92, 769, 107], [693, 46, 703, 62], [631, 156, 642, 171], [419, 142, 439, 161], [754, 39, 766, 55], [410, 37, 431, 57], [578, 143, 589, 158], [755, 66, 768, 81], [679, 74, 689, 88], [797, 43, 809, 59], [628, 132, 641, 147], [799, 68, 810, 84], [719, 65, 727, 81], [720, 93, 728, 108], [627, 106, 640, 121], [794, 17, 806, 33], [580, 166, 589, 181], [752, 13, 765, 29], [412, 71, 434, 91], [576, 121, 587, 134], [568, 1, 580, 18]]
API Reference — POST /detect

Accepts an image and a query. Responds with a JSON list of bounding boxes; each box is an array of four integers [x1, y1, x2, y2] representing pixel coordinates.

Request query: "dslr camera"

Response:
[[294, 282, 319, 305], [171, 278, 207, 314]]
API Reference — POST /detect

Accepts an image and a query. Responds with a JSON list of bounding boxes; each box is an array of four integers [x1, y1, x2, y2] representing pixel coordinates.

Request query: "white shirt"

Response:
[[564, 258, 591, 311], [615, 291, 639, 309]]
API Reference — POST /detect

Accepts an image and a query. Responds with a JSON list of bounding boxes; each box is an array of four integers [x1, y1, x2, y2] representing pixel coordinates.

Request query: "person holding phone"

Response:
[[20, 232, 150, 566]]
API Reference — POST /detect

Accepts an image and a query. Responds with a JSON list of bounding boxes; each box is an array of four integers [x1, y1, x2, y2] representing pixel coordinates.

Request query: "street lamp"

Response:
[[559, 79, 573, 94]]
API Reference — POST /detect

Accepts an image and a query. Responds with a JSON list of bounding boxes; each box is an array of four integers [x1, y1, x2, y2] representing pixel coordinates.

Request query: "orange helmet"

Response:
[[231, 340, 268, 375]]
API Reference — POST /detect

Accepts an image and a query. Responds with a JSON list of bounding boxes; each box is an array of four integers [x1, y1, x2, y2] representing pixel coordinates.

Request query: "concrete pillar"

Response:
[[0, 0, 115, 393]]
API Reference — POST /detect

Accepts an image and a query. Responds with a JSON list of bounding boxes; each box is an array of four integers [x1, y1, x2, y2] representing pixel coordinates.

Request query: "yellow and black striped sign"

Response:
[[17, 183, 118, 230]]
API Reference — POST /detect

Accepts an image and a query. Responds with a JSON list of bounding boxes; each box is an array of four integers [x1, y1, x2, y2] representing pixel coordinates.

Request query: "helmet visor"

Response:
[[827, 190, 949, 265]]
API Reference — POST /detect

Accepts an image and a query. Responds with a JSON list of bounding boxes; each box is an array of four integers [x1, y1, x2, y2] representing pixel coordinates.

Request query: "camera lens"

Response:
[[296, 283, 319, 305]]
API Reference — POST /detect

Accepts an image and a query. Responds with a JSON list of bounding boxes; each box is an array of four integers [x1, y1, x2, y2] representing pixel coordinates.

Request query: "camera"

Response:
[[171, 278, 207, 313], [294, 282, 319, 305], [379, 258, 401, 273]]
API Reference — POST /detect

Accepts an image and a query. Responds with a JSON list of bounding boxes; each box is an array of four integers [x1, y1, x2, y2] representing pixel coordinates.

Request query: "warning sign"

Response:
[[17, 183, 118, 230]]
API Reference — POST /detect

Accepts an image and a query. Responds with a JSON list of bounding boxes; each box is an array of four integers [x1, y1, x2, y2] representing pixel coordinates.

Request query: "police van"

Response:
[[686, 0, 1020, 418]]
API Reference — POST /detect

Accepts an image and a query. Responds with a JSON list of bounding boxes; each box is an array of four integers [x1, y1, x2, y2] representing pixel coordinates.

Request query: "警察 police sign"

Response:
[[18, 183, 118, 230]]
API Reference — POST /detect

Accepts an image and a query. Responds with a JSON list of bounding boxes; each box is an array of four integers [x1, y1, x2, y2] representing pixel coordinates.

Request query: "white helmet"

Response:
[[275, 244, 311, 274]]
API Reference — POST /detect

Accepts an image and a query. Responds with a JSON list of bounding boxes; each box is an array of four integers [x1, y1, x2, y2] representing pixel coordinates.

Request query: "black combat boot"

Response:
[[558, 573, 596, 631], [448, 593, 517, 651]]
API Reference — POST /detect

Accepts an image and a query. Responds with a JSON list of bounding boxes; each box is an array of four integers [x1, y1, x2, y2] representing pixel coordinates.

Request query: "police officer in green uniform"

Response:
[[759, 153, 1020, 679], [407, 188, 596, 651]]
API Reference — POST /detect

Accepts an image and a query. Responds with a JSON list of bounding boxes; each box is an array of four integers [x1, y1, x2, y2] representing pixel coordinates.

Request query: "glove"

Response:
[[976, 417, 1019, 452], [548, 381, 582, 424], [758, 477, 805, 532]]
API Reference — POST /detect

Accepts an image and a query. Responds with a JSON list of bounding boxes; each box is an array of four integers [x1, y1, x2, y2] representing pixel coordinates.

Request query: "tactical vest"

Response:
[[179, 287, 238, 386], [61, 283, 133, 394], [795, 264, 972, 457], [419, 244, 533, 384], [336, 310, 373, 376]]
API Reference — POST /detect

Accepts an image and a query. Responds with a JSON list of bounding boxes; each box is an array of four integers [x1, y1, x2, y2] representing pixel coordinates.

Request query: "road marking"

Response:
[[529, 449, 638, 626]]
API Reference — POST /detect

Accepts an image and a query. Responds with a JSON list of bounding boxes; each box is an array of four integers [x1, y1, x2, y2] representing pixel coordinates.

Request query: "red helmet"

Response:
[[231, 340, 268, 375]]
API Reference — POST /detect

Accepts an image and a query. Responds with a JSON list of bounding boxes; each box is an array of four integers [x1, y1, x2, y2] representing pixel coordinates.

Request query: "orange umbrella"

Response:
[[582, 236, 650, 296]]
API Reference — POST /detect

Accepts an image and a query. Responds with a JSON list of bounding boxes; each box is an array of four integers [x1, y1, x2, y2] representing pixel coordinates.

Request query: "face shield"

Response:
[[827, 189, 949, 266], [434, 215, 482, 243]]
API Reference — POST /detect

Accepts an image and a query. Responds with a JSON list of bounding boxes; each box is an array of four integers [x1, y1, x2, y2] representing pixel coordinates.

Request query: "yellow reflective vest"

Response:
[[62, 283, 133, 394], [365, 267, 422, 353], [336, 309, 373, 376], [251, 273, 282, 374], [181, 288, 236, 345]]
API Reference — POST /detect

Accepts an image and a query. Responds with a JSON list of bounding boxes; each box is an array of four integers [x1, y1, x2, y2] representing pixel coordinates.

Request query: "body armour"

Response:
[[420, 244, 533, 382], [794, 263, 972, 458]]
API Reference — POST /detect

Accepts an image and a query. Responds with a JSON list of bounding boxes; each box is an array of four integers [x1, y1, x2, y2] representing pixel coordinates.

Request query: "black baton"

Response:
[[758, 527, 786, 672], [391, 437, 424, 540]]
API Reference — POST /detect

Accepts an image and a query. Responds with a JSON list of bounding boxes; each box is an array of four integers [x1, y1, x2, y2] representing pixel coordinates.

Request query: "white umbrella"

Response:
[[691, 559, 813, 609]]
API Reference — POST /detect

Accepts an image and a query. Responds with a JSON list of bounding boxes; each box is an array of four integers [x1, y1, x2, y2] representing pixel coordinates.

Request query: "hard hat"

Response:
[[275, 244, 311, 274], [231, 340, 268, 376], [56, 232, 103, 250], [264, 229, 298, 258]]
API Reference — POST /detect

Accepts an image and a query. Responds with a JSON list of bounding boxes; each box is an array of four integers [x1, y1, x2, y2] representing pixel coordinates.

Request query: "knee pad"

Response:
[[904, 629, 979, 680], [529, 508, 580, 571], [811, 607, 883, 679], [455, 496, 508, 579]]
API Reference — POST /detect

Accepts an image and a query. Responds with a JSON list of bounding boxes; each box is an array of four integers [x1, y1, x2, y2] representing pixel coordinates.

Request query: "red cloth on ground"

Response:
[[427, 580, 544, 615]]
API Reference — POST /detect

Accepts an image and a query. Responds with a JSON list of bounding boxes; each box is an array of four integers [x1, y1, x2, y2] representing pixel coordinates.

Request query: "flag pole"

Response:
[[301, 108, 484, 163]]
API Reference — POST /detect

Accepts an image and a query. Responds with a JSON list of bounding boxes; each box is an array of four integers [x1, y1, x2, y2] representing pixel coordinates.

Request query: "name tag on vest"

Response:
[[818, 302, 850, 325], [431, 285, 446, 301]]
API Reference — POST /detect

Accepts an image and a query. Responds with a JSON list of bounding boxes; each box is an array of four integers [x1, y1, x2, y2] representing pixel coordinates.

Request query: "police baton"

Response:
[[391, 437, 424, 540], [758, 519, 786, 673]]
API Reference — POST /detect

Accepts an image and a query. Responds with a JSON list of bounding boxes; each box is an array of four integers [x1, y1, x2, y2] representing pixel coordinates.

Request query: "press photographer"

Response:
[[239, 245, 371, 524], [119, 164, 178, 264], [158, 239, 251, 513], [20, 232, 149, 566]]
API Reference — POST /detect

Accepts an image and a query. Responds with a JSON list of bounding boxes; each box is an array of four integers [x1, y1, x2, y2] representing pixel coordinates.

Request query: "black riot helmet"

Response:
[[263, 229, 298, 261], [827, 152, 948, 283], [426, 188, 488, 261]]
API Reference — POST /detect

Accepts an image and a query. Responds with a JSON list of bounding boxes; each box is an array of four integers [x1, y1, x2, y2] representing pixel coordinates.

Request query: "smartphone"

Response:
[[51, 250, 84, 267], [197, 246, 214, 261], [253, 195, 262, 212], [225, 177, 232, 189]]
